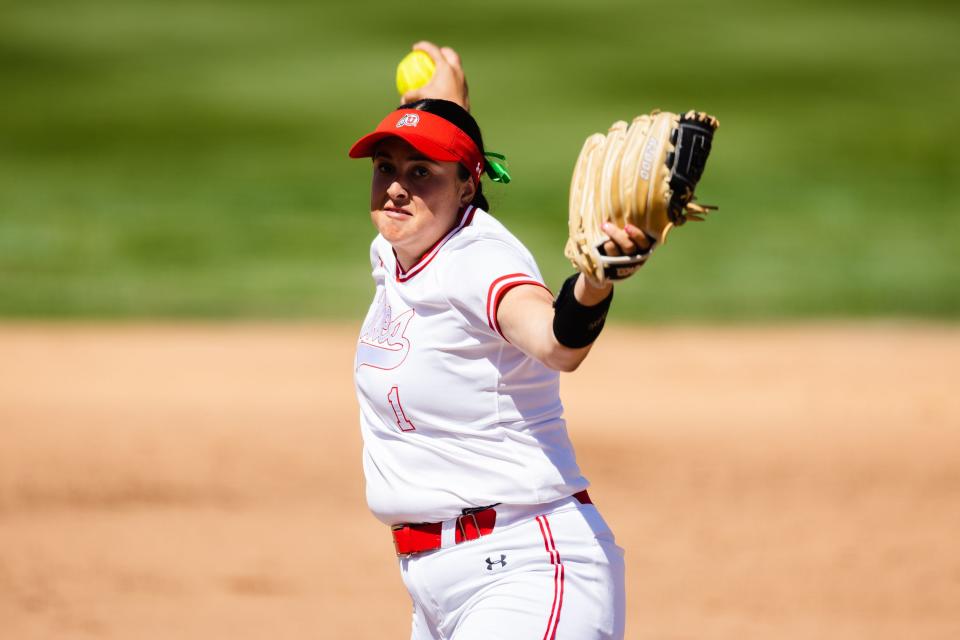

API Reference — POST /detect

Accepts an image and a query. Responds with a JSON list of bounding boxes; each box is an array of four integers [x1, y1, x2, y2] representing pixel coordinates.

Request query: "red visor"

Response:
[[349, 109, 485, 184]]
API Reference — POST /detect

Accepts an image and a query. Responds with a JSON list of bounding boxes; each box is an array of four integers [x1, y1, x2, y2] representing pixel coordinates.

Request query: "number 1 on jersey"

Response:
[[387, 386, 416, 432]]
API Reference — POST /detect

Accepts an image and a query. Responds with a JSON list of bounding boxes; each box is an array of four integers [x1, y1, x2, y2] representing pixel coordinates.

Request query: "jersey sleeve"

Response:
[[442, 238, 551, 341]]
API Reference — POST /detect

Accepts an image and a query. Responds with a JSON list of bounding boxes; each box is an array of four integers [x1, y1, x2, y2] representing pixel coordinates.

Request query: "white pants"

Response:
[[399, 495, 626, 639]]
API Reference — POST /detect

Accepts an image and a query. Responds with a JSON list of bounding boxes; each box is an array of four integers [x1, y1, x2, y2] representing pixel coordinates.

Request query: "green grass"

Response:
[[1, 0, 958, 320]]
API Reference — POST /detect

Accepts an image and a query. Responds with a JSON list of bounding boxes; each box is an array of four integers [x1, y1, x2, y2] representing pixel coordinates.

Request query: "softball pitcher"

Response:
[[348, 41, 718, 640]]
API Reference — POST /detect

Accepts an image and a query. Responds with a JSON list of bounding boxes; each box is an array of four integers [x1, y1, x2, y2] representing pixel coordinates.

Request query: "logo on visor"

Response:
[[396, 113, 420, 128]]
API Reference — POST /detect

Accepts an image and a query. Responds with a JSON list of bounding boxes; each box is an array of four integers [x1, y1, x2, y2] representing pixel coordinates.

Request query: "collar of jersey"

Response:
[[393, 205, 476, 283]]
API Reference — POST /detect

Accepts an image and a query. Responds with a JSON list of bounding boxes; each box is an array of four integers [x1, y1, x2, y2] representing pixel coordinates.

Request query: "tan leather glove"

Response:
[[565, 110, 719, 287]]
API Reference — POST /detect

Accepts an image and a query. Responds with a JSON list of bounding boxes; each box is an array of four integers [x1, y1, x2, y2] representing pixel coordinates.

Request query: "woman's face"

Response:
[[370, 137, 475, 266]]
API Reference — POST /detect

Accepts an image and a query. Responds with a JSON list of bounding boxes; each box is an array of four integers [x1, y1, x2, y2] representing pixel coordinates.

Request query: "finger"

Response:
[[401, 88, 423, 104], [443, 48, 469, 110], [412, 41, 450, 70], [439, 46, 463, 71], [601, 222, 637, 255], [623, 223, 654, 252]]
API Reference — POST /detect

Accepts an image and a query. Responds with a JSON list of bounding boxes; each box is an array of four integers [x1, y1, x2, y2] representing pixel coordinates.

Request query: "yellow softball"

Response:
[[396, 50, 436, 97]]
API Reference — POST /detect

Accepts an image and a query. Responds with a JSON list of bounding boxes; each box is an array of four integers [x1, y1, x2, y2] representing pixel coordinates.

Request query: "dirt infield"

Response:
[[1, 323, 958, 639]]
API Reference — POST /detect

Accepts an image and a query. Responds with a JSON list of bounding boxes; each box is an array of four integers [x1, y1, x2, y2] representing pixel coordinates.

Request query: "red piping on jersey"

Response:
[[394, 205, 476, 283], [537, 514, 564, 640], [486, 273, 552, 340]]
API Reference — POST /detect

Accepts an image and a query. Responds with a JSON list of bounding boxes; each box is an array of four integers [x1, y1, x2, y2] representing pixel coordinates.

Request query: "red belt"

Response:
[[391, 490, 592, 557]]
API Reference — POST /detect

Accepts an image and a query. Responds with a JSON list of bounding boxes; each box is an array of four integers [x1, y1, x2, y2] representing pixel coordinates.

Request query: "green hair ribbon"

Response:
[[484, 151, 511, 184]]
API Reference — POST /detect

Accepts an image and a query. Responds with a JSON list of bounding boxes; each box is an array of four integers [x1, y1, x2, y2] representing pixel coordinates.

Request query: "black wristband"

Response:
[[552, 273, 613, 349]]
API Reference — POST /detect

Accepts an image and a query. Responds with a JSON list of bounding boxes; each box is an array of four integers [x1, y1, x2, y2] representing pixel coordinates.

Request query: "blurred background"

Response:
[[2, 1, 959, 638], [2, 0, 957, 320]]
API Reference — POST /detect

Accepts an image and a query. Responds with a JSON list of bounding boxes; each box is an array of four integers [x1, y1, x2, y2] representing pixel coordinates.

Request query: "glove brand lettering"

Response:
[[639, 135, 659, 181]]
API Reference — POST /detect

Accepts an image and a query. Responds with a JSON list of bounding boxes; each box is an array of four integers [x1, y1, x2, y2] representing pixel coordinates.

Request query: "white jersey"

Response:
[[354, 206, 588, 525]]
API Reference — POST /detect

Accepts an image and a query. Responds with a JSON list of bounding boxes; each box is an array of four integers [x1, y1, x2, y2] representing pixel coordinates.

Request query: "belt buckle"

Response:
[[457, 512, 481, 543]]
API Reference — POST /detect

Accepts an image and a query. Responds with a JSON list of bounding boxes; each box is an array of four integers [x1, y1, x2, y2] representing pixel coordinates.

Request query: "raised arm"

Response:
[[497, 223, 651, 372]]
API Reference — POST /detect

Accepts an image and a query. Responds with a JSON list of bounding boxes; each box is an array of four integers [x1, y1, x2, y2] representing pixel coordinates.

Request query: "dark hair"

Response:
[[398, 99, 490, 212]]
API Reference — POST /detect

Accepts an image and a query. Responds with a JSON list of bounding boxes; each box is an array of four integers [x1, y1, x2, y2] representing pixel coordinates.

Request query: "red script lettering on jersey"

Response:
[[356, 293, 414, 371]]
